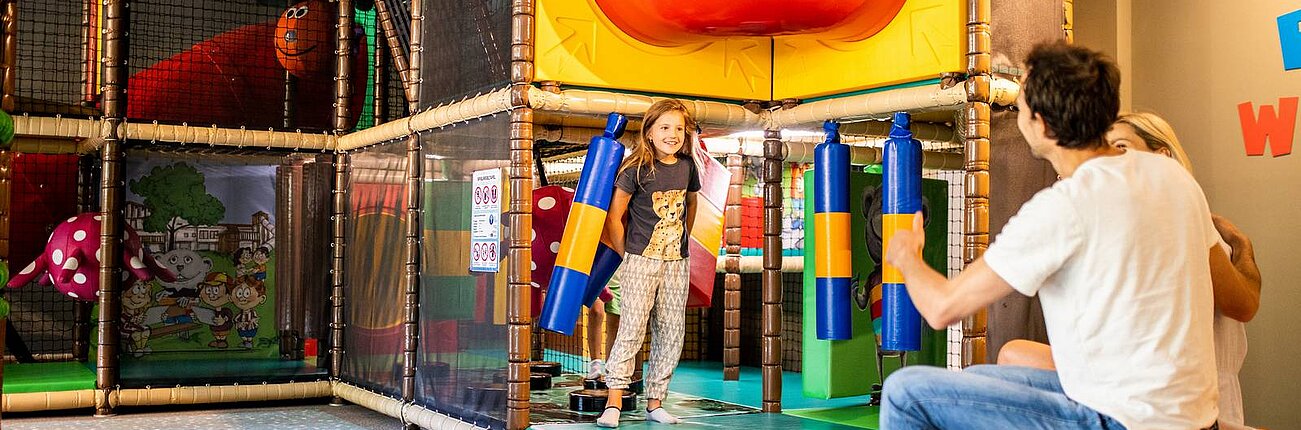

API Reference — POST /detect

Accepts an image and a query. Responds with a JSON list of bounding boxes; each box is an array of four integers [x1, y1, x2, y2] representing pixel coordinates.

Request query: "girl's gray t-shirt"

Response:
[[614, 156, 701, 260]]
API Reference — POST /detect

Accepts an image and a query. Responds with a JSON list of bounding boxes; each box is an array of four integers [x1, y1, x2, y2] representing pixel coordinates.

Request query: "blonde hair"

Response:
[[619, 99, 697, 175], [1115, 112, 1192, 172]]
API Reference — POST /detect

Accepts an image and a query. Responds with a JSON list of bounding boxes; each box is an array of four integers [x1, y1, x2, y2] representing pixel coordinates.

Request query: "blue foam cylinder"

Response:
[[583, 242, 622, 307], [814, 120, 853, 340], [881, 111, 924, 351], [538, 113, 627, 335], [815, 277, 853, 340], [881, 283, 921, 351]]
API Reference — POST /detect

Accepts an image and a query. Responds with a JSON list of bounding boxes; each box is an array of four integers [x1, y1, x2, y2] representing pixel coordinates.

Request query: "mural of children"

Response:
[[199, 272, 235, 348], [251, 246, 271, 281], [234, 247, 256, 278], [121, 279, 155, 357], [232, 277, 267, 349]]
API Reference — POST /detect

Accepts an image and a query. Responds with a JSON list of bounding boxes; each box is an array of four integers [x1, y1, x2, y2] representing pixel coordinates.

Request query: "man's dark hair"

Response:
[[1022, 41, 1121, 149]]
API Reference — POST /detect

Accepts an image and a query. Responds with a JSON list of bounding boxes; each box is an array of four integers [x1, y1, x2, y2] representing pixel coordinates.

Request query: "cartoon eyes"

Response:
[[285, 6, 309, 19]]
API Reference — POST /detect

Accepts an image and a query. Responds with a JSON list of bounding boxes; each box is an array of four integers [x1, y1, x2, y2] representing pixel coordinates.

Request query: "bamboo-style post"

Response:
[[722, 154, 743, 380], [372, 33, 388, 124], [283, 72, 296, 128], [328, 152, 349, 406], [760, 129, 782, 412], [74, 155, 98, 362], [81, 0, 98, 106], [374, 0, 414, 104], [94, 0, 128, 416], [400, 0, 423, 420], [329, 0, 355, 406], [962, 0, 992, 367], [1063, 0, 1074, 44], [1, 0, 17, 112], [506, 0, 536, 428], [334, 0, 354, 133]]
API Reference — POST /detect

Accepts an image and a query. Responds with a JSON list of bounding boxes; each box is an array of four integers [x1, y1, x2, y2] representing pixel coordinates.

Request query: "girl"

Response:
[[598, 99, 700, 427], [999, 112, 1262, 430]]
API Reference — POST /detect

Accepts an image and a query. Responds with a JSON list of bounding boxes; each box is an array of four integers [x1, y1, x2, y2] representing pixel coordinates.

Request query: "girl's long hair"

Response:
[[1115, 112, 1192, 172], [619, 99, 698, 176]]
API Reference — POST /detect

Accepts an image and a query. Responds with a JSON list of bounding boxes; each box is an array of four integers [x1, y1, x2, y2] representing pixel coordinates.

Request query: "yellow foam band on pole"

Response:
[[814, 212, 852, 278], [881, 213, 916, 284], [690, 203, 725, 257], [552, 202, 605, 275]]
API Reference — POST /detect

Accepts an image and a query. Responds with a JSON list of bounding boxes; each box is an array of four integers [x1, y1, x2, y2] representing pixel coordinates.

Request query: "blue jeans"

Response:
[[881, 365, 1127, 430]]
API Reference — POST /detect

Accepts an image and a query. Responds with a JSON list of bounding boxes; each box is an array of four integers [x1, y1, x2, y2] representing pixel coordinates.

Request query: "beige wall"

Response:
[[1081, 1, 1301, 428]]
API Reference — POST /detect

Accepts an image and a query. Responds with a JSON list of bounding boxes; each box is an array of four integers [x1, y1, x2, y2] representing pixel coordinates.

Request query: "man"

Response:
[[880, 41, 1239, 429]]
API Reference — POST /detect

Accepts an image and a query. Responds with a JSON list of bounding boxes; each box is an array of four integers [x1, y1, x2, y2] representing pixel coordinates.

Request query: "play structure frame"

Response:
[[0, 0, 1051, 428]]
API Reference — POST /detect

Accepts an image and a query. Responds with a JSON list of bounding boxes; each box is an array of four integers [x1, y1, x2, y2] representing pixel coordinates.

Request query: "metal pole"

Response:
[[962, 0, 992, 367], [722, 154, 743, 380], [329, 0, 355, 406], [760, 129, 783, 412], [94, 0, 128, 416], [506, 0, 535, 428]]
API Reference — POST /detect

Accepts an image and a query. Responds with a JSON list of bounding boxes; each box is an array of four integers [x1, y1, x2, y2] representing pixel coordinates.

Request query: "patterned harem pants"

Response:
[[603, 252, 690, 401]]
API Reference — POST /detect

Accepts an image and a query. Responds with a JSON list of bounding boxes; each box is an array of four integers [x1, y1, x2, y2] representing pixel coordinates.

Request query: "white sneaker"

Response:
[[586, 359, 606, 380]]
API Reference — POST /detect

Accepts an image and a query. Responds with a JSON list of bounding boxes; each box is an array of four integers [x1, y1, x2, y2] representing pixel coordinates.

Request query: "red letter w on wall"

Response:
[[1238, 97, 1298, 157]]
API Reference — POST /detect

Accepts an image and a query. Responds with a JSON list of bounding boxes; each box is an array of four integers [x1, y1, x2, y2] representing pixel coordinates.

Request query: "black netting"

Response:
[[125, 0, 365, 131], [3, 153, 81, 362], [419, 0, 511, 107], [13, 1, 96, 116], [341, 140, 408, 397], [416, 115, 511, 429]]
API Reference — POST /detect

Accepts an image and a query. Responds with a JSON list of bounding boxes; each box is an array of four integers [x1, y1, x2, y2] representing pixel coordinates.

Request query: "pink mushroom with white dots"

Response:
[[6, 212, 175, 302]]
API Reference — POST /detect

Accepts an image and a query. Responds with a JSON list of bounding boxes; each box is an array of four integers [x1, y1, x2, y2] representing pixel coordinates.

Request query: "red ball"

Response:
[[275, 0, 333, 78]]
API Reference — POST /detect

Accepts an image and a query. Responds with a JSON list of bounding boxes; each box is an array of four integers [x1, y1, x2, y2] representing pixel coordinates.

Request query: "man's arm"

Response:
[[886, 212, 1015, 329]]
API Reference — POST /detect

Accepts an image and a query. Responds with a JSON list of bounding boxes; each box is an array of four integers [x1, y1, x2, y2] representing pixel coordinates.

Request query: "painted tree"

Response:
[[129, 163, 225, 251]]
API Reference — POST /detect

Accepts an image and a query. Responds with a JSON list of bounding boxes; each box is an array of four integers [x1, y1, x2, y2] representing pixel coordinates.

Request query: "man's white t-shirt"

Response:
[[983, 150, 1219, 429]]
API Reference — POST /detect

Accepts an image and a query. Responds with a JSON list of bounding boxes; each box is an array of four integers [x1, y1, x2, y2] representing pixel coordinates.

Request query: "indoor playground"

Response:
[[0, 0, 1294, 429]]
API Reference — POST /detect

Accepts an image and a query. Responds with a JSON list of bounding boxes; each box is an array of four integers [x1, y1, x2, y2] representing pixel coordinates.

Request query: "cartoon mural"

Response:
[[121, 155, 279, 359]]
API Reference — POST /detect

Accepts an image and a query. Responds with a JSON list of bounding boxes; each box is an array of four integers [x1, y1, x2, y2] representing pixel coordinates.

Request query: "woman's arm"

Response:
[[606, 188, 632, 255], [1209, 214, 1262, 322]]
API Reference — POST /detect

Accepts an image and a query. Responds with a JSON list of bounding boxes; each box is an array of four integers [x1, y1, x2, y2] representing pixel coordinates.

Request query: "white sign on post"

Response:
[[470, 168, 502, 272]]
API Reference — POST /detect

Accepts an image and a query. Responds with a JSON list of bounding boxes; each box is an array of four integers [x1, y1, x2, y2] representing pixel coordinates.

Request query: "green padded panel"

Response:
[[3, 361, 96, 394], [785, 405, 882, 429]]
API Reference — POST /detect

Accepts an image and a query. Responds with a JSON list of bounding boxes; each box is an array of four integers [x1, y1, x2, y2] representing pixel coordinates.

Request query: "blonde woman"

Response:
[[999, 112, 1263, 430]]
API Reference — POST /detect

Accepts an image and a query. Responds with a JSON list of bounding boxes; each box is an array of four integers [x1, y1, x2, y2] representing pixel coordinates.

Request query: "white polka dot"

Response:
[[538, 196, 556, 210], [74, 273, 87, 284], [52, 249, 64, 265], [68, 292, 79, 299], [531, 261, 537, 271], [530, 282, 541, 289], [67, 217, 78, 223], [96, 247, 105, 263], [549, 242, 560, 253], [532, 229, 536, 242], [19, 261, 36, 275], [129, 256, 146, 269], [73, 230, 87, 241], [94, 215, 103, 221], [64, 257, 79, 271], [96, 291, 102, 297]]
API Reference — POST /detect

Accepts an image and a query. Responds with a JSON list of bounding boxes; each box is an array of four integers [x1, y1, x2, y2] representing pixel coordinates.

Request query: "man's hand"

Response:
[[1212, 213, 1251, 260], [885, 211, 925, 271]]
